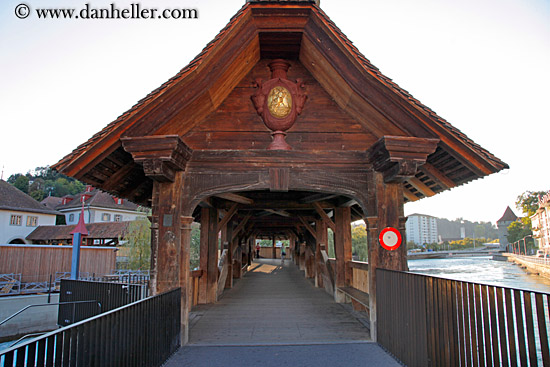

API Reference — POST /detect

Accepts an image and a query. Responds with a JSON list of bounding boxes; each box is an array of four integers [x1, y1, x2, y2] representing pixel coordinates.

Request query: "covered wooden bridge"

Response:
[[52, 0, 507, 346]]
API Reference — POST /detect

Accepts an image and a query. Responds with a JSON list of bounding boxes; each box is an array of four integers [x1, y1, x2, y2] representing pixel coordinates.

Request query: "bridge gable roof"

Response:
[[51, 1, 507, 205]]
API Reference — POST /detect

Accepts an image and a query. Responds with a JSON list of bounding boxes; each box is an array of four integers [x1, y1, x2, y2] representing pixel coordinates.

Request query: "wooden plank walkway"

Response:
[[165, 259, 401, 366]]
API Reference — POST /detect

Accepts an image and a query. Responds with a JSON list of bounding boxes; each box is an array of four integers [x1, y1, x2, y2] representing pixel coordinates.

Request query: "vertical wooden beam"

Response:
[[272, 236, 276, 259], [334, 207, 352, 303], [206, 207, 219, 303], [198, 208, 209, 304], [366, 171, 407, 342], [149, 184, 160, 294], [223, 221, 233, 289], [152, 171, 184, 294], [180, 215, 193, 345], [316, 220, 328, 288], [234, 237, 243, 279]]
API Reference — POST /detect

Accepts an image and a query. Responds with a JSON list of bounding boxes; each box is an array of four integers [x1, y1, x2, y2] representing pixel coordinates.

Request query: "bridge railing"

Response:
[[0, 288, 181, 367], [377, 269, 550, 367]]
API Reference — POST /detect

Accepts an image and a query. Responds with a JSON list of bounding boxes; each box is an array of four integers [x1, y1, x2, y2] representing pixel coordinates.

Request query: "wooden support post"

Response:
[[366, 171, 407, 342], [366, 136, 435, 341], [299, 242, 306, 271], [199, 207, 219, 304], [151, 172, 184, 294], [234, 237, 242, 279], [315, 219, 327, 288], [272, 236, 276, 259], [223, 221, 233, 289], [334, 206, 352, 303], [180, 216, 193, 344]]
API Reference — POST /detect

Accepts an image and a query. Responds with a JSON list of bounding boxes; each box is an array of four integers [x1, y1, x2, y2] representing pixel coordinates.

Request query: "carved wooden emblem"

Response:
[[251, 59, 307, 150]]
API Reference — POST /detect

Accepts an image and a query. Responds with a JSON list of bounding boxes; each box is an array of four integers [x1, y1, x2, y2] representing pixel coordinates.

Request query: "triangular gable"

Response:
[[52, 0, 507, 205]]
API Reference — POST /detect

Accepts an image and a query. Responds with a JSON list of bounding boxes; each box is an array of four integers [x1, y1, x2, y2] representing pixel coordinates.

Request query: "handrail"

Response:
[[8, 332, 47, 348], [0, 288, 180, 366], [0, 300, 101, 326]]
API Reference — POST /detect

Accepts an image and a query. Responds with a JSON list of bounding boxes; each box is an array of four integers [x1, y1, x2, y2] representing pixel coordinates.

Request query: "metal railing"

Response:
[[0, 288, 181, 367], [58, 279, 147, 326], [510, 253, 550, 266], [377, 269, 550, 367]]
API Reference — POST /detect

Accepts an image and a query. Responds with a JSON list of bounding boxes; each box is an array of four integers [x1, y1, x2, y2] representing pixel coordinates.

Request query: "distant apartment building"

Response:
[[406, 213, 438, 246], [531, 191, 550, 251]]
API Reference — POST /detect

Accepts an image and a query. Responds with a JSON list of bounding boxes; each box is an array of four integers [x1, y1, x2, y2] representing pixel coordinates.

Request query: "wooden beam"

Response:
[[199, 197, 214, 208], [300, 193, 338, 204], [313, 202, 335, 231], [231, 214, 252, 242], [298, 216, 317, 241], [101, 161, 136, 192], [264, 209, 292, 218], [217, 203, 239, 233], [421, 163, 456, 189], [403, 189, 419, 202], [408, 177, 436, 197], [214, 193, 253, 205]]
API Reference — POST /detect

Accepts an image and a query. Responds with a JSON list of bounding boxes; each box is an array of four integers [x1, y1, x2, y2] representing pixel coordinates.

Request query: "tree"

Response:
[[351, 224, 368, 262], [123, 218, 151, 270], [516, 191, 546, 217], [190, 224, 200, 269], [507, 220, 532, 246], [13, 175, 29, 194]]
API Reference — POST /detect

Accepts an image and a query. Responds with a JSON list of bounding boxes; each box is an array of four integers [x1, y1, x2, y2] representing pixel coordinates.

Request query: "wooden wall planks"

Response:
[[0, 245, 116, 283], [183, 59, 376, 151]]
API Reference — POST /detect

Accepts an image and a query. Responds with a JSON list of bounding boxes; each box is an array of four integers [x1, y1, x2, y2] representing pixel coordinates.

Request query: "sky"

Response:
[[0, 0, 548, 224]]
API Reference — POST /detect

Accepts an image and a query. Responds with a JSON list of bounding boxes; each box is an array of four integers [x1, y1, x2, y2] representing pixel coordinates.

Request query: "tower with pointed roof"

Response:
[[497, 206, 517, 249]]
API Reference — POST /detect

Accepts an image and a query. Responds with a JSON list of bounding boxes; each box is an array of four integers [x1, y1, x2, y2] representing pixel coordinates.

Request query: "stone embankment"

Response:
[[502, 253, 550, 280]]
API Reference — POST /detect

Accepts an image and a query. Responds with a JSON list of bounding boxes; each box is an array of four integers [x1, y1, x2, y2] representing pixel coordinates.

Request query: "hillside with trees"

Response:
[[7, 166, 85, 201]]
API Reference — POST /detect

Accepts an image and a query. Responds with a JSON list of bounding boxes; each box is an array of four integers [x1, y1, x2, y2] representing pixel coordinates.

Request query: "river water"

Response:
[[408, 256, 550, 294]]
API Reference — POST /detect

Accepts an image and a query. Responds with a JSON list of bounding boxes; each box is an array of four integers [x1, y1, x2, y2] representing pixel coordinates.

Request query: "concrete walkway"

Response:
[[164, 259, 401, 366]]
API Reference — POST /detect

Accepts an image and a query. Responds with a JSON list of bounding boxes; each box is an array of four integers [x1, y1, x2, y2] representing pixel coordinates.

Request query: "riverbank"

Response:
[[409, 256, 550, 293], [503, 253, 550, 280]]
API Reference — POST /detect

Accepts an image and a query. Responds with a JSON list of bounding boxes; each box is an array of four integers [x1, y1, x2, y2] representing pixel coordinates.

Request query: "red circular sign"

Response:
[[379, 227, 402, 251]]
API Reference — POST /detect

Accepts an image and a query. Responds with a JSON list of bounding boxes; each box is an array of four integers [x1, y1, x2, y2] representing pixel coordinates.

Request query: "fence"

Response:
[[0, 245, 116, 283], [0, 288, 181, 367], [58, 279, 148, 326], [377, 269, 550, 367]]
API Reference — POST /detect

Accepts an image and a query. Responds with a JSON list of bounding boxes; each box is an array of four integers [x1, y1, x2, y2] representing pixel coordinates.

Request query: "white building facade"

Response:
[[56, 186, 147, 225], [0, 180, 58, 244], [406, 213, 439, 246], [531, 191, 550, 251]]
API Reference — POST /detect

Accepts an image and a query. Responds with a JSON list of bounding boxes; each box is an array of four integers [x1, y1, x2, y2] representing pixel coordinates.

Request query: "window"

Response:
[[102, 213, 111, 221], [69, 214, 75, 222], [26, 216, 38, 227], [10, 215, 22, 226], [114, 214, 122, 222]]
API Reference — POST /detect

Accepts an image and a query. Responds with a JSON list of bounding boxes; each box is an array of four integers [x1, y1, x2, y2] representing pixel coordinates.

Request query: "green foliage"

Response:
[[190, 224, 200, 269], [123, 218, 151, 270], [437, 217, 498, 240], [516, 190, 546, 217], [8, 166, 85, 200], [327, 228, 335, 258], [257, 239, 273, 247], [507, 220, 533, 245], [351, 224, 368, 262], [13, 175, 29, 193]]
